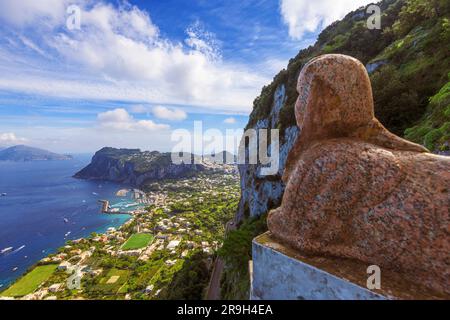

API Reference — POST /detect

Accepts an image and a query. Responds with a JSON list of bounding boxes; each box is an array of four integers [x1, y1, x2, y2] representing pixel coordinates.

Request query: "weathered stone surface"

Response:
[[268, 54, 450, 297]]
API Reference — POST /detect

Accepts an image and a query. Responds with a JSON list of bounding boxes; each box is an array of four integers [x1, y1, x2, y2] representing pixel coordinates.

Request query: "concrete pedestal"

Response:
[[251, 232, 387, 300]]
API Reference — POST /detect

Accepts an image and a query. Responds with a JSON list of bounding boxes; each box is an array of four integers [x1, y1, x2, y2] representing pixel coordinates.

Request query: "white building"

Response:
[[166, 240, 180, 250]]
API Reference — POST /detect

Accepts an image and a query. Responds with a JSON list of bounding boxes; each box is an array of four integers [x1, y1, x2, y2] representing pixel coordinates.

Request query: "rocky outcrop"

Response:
[[268, 54, 450, 297], [236, 83, 299, 221], [74, 147, 205, 187], [365, 59, 388, 74]]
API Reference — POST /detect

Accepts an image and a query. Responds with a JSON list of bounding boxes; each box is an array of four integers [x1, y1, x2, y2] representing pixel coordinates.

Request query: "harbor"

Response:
[[97, 200, 131, 215], [98, 189, 150, 215]]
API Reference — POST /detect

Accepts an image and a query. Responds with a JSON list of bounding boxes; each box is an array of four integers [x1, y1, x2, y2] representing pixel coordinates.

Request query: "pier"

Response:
[[98, 200, 109, 213], [97, 200, 130, 215]]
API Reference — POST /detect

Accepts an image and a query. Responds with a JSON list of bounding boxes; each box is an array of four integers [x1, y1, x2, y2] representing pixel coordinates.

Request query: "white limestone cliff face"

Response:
[[236, 84, 299, 221]]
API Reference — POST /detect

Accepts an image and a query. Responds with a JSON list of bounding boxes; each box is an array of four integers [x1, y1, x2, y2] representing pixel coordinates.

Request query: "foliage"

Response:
[[246, 0, 450, 148], [393, 0, 450, 36], [218, 214, 268, 300], [160, 251, 210, 300], [88, 269, 130, 295], [405, 75, 450, 151], [371, 65, 422, 135]]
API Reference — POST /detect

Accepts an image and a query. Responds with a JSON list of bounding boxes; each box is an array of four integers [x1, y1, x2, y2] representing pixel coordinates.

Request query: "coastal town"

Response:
[[0, 165, 240, 300]]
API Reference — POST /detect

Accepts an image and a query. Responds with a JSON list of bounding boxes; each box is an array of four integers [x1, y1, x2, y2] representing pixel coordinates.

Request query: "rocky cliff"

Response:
[[236, 0, 450, 221], [236, 84, 299, 221], [74, 147, 205, 187]]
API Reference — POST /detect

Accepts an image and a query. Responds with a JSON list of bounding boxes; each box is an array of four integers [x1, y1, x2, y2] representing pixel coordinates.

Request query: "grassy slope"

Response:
[[1, 264, 57, 297]]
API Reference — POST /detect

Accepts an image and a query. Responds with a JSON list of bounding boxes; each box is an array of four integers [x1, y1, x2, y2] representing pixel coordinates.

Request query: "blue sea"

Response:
[[0, 155, 135, 289]]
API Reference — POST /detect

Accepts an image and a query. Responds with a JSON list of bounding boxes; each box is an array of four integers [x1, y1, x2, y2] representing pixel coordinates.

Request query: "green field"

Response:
[[1, 264, 57, 297], [93, 269, 130, 294], [121, 233, 154, 250]]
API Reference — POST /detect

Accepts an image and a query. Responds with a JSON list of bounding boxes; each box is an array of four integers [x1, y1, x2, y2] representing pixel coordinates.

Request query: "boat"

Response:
[[63, 218, 69, 223], [1, 247, 13, 254], [65, 231, 71, 237], [1, 193, 6, 196], [12, 267, 18, 272], [92, 192, 99, 196]]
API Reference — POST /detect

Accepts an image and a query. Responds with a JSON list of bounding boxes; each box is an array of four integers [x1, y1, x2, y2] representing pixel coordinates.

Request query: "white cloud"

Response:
[[185, 21, 221, 61], [97, 108, 169, 131], [152, 106, 187, 121], [0, 0, 69, 27], [223, 117, 236, 124], [0, 1, 269, 112], [0, 132, 28, 146], [280, 0, 374, 40], [18, 36, 50, 58], [130, 104, 149, 114]]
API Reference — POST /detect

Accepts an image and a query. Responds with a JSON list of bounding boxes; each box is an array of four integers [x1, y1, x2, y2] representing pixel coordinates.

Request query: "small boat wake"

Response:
[[1, 245, 26, 256], [12, 245, 25, 254]]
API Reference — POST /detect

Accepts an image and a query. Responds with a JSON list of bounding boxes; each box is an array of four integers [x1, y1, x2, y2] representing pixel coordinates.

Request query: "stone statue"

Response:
[[268, 54, 450, 296]]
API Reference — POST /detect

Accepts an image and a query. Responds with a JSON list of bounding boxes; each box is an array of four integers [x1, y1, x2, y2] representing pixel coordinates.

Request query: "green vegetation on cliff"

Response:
[[74, 147, 205, 187], [218, 214, 267, 300], [247, 0, 450, 144], [405, 74, 450, 151]]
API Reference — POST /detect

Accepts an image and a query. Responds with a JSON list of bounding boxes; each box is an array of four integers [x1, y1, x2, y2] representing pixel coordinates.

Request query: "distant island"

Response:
[[0, 145, 72, 162]]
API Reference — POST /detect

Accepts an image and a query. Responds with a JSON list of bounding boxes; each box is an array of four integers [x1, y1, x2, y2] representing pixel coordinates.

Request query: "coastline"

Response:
[[0, 197, 136, 293], [0, 157, 140, 289], [0, 171, 240, 300]]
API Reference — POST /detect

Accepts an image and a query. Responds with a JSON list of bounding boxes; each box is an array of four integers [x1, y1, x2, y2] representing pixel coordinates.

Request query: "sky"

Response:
[[0, 0, 374, 154]]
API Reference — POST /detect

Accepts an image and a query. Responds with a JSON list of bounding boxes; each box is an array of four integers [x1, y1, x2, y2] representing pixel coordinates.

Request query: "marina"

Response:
[[97, 189, 150, 215]]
